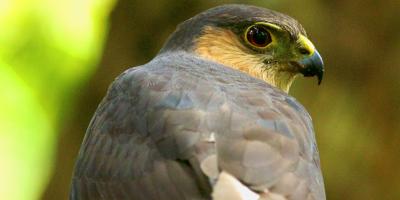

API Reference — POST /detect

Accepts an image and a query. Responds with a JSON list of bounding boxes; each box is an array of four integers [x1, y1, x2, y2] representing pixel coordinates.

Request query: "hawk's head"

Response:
[[160, 4, 324, 93]]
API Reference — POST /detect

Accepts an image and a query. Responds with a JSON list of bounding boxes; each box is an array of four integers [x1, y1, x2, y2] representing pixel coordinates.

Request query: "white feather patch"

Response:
[[212, 171, 259, 200]]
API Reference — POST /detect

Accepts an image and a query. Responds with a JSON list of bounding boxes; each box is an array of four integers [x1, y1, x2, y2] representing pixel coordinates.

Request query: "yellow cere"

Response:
[[297, 34, 316, 56]]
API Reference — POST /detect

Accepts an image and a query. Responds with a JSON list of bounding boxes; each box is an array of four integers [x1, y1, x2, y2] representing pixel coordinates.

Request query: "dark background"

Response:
[[43, 1, 400, 199]]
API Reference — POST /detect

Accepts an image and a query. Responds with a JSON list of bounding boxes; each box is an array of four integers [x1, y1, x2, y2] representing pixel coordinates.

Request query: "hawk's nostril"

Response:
[[299, 47, 311, 55]]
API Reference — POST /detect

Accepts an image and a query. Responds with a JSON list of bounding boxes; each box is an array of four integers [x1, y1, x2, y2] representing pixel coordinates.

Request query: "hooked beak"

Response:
[[299, 50, 324, 85]]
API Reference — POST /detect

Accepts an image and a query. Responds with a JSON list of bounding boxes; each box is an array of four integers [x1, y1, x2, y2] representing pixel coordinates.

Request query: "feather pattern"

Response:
[[70, 52, 325, 200]]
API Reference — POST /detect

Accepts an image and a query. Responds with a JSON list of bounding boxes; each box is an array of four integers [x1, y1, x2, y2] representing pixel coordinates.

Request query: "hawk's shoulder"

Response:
[[71, 52, 325, 200]]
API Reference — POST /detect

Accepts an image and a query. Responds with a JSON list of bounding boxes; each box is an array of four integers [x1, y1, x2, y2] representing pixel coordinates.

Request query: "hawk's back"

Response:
[[71, 52, 325, 200]]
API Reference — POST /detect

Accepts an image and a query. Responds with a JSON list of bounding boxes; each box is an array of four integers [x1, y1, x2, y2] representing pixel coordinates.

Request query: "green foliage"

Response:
[[0, 0, 115, 199]]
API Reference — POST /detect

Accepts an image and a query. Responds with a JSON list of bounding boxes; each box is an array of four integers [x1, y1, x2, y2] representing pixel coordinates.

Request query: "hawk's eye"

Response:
[[246, 25, 272, 48]]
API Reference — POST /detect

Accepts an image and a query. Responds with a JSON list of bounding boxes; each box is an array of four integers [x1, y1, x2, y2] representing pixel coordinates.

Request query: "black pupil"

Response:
[[247, 26, 271, 47]]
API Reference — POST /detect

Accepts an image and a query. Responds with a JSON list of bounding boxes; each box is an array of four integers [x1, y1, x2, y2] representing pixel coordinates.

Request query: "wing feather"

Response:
[[70, 53, 325, 200]]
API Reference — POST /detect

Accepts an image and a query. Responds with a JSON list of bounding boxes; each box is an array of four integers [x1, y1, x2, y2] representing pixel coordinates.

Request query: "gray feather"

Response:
[[70, 51, 325, 200]]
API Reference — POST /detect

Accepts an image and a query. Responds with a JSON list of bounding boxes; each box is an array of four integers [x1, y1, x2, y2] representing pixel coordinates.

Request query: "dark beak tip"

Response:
[[299, 50, 324, 85], [317, 69, 324, 85], [317, 75, 323, 85]]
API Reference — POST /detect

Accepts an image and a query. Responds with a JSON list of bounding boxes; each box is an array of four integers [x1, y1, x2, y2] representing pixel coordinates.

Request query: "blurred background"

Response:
[[1, 0, 399, 199]]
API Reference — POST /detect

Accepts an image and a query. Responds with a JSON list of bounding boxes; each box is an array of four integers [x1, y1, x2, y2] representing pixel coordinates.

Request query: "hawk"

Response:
[[70, 4, 326, 200]]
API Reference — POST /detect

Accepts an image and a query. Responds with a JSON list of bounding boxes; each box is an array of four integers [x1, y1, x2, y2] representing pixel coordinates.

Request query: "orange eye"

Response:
[[246, 25, 272, 48]]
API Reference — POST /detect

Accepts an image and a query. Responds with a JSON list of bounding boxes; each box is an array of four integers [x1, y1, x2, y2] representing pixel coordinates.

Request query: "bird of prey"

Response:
[[70, 4, 325, 200]]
